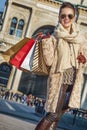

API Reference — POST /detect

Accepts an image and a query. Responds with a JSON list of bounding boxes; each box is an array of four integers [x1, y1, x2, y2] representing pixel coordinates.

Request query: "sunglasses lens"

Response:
[[60, 14, 74, 19], [68, 14, 74, 19], [60, 14, 66, 19]]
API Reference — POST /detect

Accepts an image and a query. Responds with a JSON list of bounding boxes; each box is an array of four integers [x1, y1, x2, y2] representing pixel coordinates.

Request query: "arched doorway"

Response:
[[32, 25, 55, 38], [19, 25, 55, 98]]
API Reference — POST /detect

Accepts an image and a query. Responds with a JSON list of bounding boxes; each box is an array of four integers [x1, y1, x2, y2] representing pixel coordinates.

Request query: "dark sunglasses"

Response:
[[60, 14, 74, 20]]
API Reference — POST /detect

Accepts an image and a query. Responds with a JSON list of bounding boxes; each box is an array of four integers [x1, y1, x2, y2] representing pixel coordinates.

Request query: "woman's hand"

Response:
[[77, 52, 86, 64]]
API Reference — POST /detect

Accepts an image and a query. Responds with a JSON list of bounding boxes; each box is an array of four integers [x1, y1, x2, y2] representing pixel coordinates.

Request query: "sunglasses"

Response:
[[60, 14, 74, 20]]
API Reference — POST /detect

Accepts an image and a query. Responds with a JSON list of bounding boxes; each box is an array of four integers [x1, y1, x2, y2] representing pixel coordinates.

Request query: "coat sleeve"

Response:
[[42, 35, 57, 66], [81, 33, 87, 58]]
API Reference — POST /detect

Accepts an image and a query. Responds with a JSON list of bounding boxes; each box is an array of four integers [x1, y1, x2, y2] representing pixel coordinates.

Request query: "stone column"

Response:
[[2, 0, 13, 34], [26, 8, 36, 37], [6, 66, 16, 90], [11, 69, 22, 93]]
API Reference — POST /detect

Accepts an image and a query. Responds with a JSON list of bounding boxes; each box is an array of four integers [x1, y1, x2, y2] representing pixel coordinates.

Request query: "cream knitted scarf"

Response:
[[54, 22, 83, 45], [54, 22, 87, 65]]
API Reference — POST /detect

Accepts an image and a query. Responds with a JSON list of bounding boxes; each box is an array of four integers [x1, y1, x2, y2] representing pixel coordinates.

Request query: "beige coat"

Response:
[[42, 24, 87, 112]]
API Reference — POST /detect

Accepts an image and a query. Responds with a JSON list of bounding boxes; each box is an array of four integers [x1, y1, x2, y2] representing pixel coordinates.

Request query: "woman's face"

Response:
[[59, 7, 75, 29]]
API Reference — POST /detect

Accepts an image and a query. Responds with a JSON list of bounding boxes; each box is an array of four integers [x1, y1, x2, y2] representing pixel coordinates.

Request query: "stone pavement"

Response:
[[0, 113, 64, 130], [0, 108, 87, 130], [0, 113, 71, 130], [0, 113, 36, 130], [0, 112, 87, 130]]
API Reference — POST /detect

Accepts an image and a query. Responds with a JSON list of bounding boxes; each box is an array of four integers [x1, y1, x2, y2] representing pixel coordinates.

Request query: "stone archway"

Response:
[[18, 25, 55, 98], [32, 25, 55, 38]]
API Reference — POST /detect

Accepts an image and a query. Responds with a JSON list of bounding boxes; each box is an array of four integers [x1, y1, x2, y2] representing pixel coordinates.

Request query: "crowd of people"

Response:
[[0, 87, 46, 115], [0, 87, 87, 118]]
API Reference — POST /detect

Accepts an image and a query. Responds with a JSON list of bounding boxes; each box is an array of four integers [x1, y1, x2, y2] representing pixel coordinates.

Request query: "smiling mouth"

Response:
[[64, 22, 70, 24]]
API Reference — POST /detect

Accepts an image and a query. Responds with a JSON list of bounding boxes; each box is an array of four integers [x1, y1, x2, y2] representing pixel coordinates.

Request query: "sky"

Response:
[[0, 0, 6, 12]]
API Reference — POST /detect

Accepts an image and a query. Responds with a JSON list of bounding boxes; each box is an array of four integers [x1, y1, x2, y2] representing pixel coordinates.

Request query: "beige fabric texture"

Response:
[[42, 23, 87, 112]]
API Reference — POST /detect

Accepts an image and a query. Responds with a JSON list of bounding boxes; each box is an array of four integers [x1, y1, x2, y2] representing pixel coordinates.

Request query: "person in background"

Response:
[[35, 2, 87, 130]]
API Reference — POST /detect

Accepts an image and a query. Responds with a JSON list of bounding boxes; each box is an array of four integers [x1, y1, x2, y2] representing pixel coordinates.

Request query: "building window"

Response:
[[16, 19, 24, 37], [9, 17, 17, 35], [0, 63, 12, 87], [9, 18, 24, 37]]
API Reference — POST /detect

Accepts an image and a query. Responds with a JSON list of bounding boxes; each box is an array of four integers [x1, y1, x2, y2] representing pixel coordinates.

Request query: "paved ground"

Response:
[[0, 98, 87, 130], [0, 113, 64, 130], [0, 111, 87, 130], [0, 114, 36, 130]]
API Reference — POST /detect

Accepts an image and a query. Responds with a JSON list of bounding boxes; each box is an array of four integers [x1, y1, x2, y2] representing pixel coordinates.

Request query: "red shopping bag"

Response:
[[10, 38, 35, 69], [2, 37, 30, 63]]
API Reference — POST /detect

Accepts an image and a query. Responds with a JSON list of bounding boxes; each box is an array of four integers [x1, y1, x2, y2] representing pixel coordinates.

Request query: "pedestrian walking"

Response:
[[35, 2, 87, 130]]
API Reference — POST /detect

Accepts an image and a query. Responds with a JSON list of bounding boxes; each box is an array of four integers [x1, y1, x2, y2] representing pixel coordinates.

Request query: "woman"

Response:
[[35, 2, 87, 130]]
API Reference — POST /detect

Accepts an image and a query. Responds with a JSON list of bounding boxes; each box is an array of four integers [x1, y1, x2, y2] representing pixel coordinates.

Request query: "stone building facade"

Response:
[[0, 0, 87, 108]]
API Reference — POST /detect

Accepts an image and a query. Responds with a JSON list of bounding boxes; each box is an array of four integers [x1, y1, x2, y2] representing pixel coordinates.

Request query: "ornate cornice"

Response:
[[37, 0, 62, 7]]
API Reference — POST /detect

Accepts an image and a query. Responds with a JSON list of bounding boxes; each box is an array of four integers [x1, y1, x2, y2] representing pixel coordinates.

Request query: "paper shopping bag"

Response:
[[20, 42, 36, 72], [2, 37, 30, 63], [32, 41, 50, 75], [10, 38, 35, 69]]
